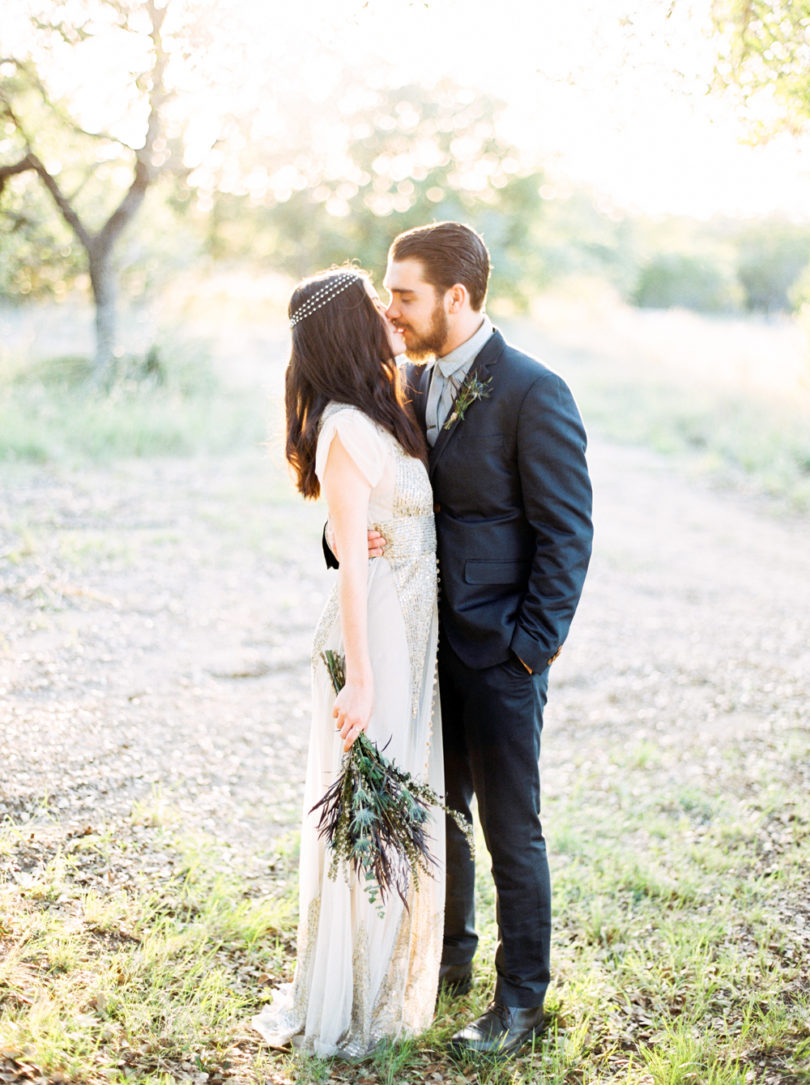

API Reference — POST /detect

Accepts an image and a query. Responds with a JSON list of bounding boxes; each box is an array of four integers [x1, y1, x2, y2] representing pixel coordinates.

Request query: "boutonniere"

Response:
[[443, 372, 493, 431]]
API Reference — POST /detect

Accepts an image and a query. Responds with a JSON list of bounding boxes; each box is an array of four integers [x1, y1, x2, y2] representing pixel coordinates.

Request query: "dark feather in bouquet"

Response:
[[311, 649, 474, 912]]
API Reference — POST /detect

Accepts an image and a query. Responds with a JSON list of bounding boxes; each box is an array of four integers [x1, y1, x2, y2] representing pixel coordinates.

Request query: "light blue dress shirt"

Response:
[[425, 315, 494, 446]]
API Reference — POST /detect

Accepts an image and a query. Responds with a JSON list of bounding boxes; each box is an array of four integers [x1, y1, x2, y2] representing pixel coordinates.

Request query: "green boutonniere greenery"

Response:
[[443, 372, 493, 431]]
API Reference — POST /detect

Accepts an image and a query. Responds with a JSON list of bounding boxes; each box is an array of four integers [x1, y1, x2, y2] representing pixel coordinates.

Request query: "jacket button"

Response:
[[434, 503, 441, 513]]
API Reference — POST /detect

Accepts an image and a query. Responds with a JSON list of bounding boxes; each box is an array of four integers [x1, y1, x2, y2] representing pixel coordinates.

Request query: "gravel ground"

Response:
[[0, 452, 326, 865], [2, 435, 808, 864]]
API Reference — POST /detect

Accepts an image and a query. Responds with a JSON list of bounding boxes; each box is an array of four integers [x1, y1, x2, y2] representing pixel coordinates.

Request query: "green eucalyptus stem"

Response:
[[311, 649, 474, 913]]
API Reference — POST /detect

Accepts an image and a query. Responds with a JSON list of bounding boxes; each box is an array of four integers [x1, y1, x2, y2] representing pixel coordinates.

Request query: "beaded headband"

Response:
[[289, 272, 361, 327]]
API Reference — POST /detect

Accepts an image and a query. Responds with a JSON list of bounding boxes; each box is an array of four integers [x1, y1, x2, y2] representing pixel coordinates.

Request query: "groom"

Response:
[[381, 222, 593, 1056]]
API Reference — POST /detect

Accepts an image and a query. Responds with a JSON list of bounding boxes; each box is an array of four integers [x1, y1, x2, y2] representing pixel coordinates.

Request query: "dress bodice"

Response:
[[314, 404, 437, 723], [316, 403, 435, 564], [370, 432, 435, 567]]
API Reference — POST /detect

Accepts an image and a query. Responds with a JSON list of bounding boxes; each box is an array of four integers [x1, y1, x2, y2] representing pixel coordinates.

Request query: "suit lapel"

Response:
[[403, 360, 433, 432], [428, 331, 504, 482]]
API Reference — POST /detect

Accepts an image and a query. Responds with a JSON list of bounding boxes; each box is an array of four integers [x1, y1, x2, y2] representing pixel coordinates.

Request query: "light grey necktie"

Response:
[[427, 370, 462, 446], [437, 372, 462, 429]]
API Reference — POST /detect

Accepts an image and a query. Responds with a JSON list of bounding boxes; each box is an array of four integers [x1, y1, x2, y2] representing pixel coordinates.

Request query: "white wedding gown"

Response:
[[252, 404, 444, 1059]]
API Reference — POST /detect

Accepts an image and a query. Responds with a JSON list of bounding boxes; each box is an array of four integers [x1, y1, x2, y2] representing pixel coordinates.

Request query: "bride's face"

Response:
[[366, 282, 406, 358]]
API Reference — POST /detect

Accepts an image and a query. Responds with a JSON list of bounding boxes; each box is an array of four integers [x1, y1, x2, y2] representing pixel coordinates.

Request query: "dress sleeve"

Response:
[[315, 408, 387, 489]]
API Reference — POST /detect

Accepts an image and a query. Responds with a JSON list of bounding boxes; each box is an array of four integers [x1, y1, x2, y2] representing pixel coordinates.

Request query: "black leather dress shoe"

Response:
[[438, 962, 473, 997], [449, 1001, 546, 1056]]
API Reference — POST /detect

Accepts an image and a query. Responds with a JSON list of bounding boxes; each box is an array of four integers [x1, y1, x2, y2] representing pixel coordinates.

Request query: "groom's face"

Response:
[[383, 258, 449, 360]]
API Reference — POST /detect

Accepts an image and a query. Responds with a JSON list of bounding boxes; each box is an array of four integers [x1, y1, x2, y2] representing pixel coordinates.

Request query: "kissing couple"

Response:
[[252, 221, 593, 1059]]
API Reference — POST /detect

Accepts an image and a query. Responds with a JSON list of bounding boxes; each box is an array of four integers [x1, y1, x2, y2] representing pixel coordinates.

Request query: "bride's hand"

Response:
[[333, 681, 373, 751]]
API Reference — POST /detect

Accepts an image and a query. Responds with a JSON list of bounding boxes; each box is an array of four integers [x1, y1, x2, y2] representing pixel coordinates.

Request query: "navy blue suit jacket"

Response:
[[404, 328, 593, 674]]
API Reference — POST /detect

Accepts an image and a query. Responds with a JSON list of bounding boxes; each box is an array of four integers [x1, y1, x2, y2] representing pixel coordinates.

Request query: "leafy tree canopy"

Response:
[[713, 0, 810, 138]]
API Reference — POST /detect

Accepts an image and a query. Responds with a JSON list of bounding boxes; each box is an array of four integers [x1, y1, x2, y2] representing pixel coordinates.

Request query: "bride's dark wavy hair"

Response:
[[285, 268, 426, 499]]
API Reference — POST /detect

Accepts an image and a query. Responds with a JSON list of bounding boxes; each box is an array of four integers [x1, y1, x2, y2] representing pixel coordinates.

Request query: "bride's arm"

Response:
[[322, 433, 374, 751]]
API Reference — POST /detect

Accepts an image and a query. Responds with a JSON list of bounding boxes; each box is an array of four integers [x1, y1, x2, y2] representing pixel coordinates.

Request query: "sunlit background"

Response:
[[1, 0, 809, 506], [208, 0, 808, 220]]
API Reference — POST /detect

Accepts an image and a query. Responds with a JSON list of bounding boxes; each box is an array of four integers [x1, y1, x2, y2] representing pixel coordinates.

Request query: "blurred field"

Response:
[[2, 276, 808, 512], [521, 282, 810, 513]]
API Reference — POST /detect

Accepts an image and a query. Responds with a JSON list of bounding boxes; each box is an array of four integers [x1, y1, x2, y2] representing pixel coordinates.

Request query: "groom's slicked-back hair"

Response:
[[389, 222, 490, 312]]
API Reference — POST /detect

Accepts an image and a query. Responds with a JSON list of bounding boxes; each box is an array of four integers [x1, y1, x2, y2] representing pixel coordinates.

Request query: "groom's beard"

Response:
[[402, 301, 449, 361]]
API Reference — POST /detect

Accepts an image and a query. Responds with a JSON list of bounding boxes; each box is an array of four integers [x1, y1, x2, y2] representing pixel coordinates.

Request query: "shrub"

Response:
[[633, 252, 743, 313]]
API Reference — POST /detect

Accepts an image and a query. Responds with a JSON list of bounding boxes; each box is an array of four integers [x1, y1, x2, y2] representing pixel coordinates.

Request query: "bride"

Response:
[[251, 268, 444, 1058]]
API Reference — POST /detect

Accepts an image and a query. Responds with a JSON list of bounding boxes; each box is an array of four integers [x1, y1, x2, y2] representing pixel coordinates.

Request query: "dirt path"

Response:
[[2, 432, 809, 872]]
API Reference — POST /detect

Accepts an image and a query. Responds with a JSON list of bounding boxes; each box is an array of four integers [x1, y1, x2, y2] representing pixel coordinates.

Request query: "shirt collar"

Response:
[[437, 315, 493, 379]]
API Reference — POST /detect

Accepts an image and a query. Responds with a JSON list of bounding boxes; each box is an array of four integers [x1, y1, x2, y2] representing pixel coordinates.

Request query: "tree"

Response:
[[713, 0, 810, 137], [1, 0, 182, 377]]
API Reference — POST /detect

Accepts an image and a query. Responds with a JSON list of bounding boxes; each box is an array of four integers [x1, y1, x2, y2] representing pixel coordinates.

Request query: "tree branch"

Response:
[[29, 16, 93, 45], [0, 86, 35, 149], [0, 90, 94, 248], [28, 152, 94, 250], [95, 0, 170, 255], [0, 156, 36, 181], [93, 158, 151, 257], [0, 154, 36, 196], [4, 1, 175, 281], [2, 55, 137, 151]]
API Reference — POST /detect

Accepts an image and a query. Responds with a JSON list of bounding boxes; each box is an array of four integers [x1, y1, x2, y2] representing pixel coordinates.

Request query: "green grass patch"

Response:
[[4, 303, 810, 517], [0, 818, 295, 1084], [1, 622, 808, 1073], [0, 339, 267, 464], [502, 307, 810, 515], [6, 726, 806, 1084], [539, 737, 810, 1085]]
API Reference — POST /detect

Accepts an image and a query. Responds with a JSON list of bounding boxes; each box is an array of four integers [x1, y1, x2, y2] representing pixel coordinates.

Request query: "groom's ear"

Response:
[[446, 283, 468, 313]]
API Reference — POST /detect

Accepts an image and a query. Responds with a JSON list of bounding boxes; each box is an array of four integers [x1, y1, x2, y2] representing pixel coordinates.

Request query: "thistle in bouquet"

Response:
[[311, 649, 474, 913]]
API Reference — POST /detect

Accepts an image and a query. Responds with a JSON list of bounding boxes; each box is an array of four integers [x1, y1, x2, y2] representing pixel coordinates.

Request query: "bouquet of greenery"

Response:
[[311, 649, 474, 913]]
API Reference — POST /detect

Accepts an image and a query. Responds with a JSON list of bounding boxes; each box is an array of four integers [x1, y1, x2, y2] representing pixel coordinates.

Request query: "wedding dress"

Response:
[[252, 404, 444, 1059]]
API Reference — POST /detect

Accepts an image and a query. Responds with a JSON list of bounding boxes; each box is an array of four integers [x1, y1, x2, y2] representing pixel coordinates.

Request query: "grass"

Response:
[[0, 817, 296, 1084], [0, 339, 267, 464], [3, 727, 809, 1084], [574, 377, 810, 514]]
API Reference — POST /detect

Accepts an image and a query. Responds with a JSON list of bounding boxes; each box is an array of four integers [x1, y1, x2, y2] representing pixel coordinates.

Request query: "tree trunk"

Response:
[[88, 245, 118, 379], [3, 1, 168, 383]]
